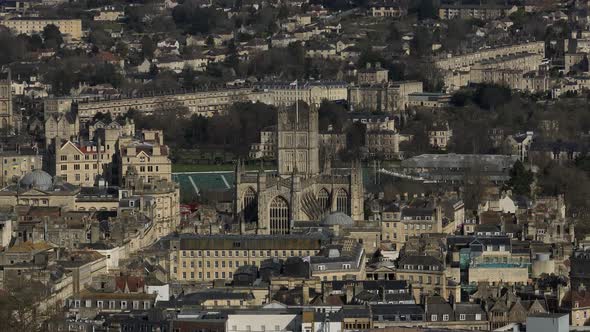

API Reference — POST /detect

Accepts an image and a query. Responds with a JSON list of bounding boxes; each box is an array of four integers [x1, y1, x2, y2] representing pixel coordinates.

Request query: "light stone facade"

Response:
[[118, 130, 172, 185], [434, 42, 545, 71], [74, 88, 271, 121], [369, 4, 404, 17], [357, 66, 389, 85], [0, 150, 42, 185], [1, 19, 83, 39], [236, 103, 364, 235], [434, 41, 545, 90], [169, 234, 324, 282], [53, 125, 168, 187], [438, 4, 518, 20], [470, 68, 551, 93], [428, 122, 453, 150], [0, 73, 13, 130], [44, 112, 80, 146], [55, 140, 107, 186], [365, 130, 400, 159], [256, 81, 348, 107], [348, 81, 423, 113]]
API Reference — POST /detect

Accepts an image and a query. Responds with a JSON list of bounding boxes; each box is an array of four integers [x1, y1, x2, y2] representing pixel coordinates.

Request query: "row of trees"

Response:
[[44, 58, 124, 96], [128, 100, 369, 160], [130, 102, 277, 157], [0, 24, 63, 65], [400, 84, 590, 156]]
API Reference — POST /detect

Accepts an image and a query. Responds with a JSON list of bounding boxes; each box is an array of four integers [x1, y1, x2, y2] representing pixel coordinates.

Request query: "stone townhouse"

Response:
[[168, 234, 326, 282]]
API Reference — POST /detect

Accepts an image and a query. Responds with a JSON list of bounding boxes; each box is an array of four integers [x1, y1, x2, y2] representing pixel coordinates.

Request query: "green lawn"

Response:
[[172, 164, 236, 172], [172, 162, 277, 173]]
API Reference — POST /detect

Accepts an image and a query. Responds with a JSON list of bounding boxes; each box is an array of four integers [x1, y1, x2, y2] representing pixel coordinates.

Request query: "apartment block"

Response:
[[396, 255, 458, 303], [1, 18, 83, 39], [74, 88, 269, 121], [434, 41, 545, 71], [168, 234, 325, 282], [438, 4, 518, 20], [470, 68, 550, 93], [255, 81, 348, 106], [381, 206, 443, 250], [368, 2, 405, 17], [348, 81, 423, 112]]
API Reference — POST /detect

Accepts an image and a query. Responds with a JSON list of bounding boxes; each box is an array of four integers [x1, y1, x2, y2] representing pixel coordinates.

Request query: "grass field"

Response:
[[172, 164, 236, 172], [172, 163, 277, 173], [173, 165, 380, 203]]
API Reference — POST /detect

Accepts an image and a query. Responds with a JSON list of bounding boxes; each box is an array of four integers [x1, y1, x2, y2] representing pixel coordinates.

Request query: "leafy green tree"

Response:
[[506, 160, 533, 196], [115, 41, 129, 57], [278, 5, 289, 19], [42, 24, 63, 49], [172, 6, 226, 34], [387, 22, 401, 42], [181, 67, 197, 89], [473, 84, 513, 111], [410, 27, 433, 57], [93, 111, 113, 123], [88, 28, 114, 51], [206, 35, 215, 47], [357, 48, 386, 69], [225, 39, 240, 73], [450, 89, 474, 107], [417, 0, 438, 20], [318, 101, 347, 133], [0, 31, 27, 65], [141, 36, 156, 59], [148, 63, 159, 77], [346, 122, 366, 152]]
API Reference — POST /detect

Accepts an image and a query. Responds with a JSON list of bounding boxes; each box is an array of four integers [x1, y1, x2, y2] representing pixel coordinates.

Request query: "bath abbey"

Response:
[[234, 103, 364, 234]]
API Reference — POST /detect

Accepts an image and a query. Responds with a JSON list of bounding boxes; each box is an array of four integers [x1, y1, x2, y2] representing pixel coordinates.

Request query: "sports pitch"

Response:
[[173, 169, 377, 199]]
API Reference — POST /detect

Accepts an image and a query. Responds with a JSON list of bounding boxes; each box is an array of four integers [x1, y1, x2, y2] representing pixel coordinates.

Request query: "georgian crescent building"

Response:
[[235, 103, 364, 235]]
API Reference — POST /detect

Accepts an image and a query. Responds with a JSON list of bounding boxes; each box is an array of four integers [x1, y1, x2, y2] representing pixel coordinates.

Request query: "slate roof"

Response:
[[372, 304, 424, 316]]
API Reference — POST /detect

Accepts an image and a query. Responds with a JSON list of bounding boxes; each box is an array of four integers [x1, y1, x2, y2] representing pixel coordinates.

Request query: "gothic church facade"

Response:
[[235, 103, 364, 234]]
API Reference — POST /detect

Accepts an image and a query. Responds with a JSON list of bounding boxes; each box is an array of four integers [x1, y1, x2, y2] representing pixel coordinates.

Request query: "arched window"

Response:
[[243, 187, 257, 223], [318, 188, 330, 212], [336, 189, 349, 214], [269, 196, 289, 235], [243, 187, 256, 208]]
